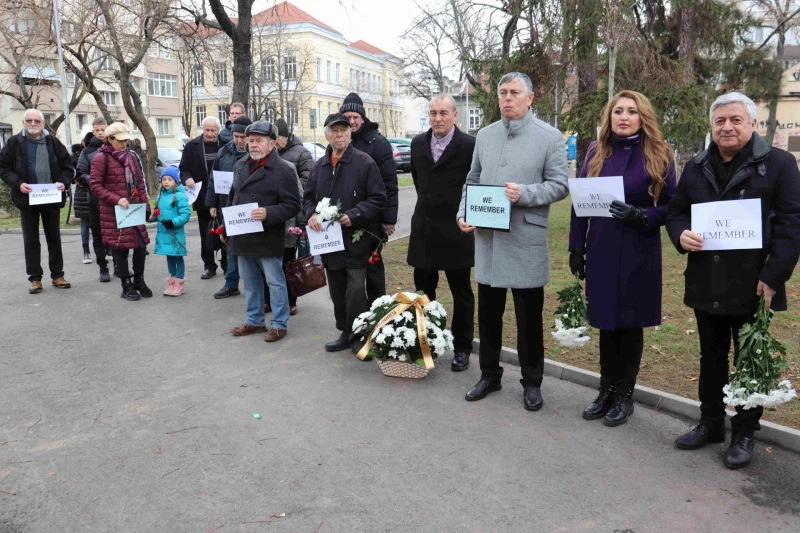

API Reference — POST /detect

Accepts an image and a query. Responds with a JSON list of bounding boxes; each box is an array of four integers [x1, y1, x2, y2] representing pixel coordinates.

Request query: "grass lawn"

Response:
[[0, 198, 160, 230], [398, 176, 414, 188], [383, 197, 800, 429]]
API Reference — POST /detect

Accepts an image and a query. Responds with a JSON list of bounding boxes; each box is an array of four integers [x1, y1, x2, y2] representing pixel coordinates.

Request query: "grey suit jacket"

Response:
[[458, 110, 569, 288]]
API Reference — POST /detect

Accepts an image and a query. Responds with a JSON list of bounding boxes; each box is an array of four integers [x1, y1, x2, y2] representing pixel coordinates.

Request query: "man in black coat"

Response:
[[179, 116, 225, 279], [0, 109, 73, 294], [666, 92, 800, 470], [304, 113, 386, 355], [407, 94, 476, 371], [219, 102, 246, 144], [340, 92, 398, 302], [228, 121, 301, 342]]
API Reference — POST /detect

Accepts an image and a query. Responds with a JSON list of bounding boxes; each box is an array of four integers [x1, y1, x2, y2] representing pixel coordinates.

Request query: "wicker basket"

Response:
[[376, 358, 429, 379]]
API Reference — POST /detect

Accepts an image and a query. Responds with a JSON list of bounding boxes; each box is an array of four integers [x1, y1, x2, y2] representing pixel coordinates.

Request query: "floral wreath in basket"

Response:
[[352, 292, 454, 369]]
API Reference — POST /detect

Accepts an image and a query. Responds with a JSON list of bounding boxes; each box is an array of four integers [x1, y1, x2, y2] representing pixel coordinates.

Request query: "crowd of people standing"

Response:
[[1, 74, 798, 472]]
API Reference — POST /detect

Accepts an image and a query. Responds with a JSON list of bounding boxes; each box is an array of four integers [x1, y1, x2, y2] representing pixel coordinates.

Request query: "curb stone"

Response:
[[471, 339, 800, 454], [0, 216, 199, 236]]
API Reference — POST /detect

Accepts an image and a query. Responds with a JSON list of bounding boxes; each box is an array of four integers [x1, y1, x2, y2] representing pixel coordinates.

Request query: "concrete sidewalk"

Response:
[[0, 231, 798, 532]]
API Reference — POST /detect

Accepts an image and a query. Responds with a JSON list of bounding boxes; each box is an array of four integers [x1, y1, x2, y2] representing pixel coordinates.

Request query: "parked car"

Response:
[[391, 143, 411, 173], [387, 137, 411, 147], [155, 147, 183, 177], [303, 142, 326, 162]]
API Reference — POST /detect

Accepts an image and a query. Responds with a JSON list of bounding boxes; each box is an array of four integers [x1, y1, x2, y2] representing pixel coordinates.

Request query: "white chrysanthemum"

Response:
[[399, 353, 409, 362], [381, 325, 395, 336], [388, 349, 399, 359], [551, 321, 591, 348], [402, 311, 414, 322], [375, 333, 387, 344], [393, 314, 405, 323], [443, 329, 455, 351], [390, 336, 405, 348], [370, 295, 395, 311]]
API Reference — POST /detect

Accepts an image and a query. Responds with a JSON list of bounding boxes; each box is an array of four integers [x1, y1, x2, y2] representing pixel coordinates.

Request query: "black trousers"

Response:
[[599, 328, 644, 391], [478, 284, 544, 388], [264, 247, 298, 307], [112, 231, 147, 281], [327, 268, 369, 339], [88, 201, 108, 269], [694, 309, 763, 433], [197, 207, 226, 272], [414, 267, 475, 353], [19, 205, 63, 282]]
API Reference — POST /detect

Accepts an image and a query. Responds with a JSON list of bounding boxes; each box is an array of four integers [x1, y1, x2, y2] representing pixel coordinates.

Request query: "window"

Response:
[[156, 118, 171, 136], [336, 63, 340, 85], [213, 61, 227, 86], [147, 72, 177, 97], [66, 71, 76, 86], [43, 113, 55, 124], [378, 76, 382, 92], [195, 105, 206, 128], [350, 68, 354, 89], [131, 120, 139, 132], [327, 103, 332, 116], [248, 103, 257, 119], [95, 49, 111, 70], [130, 76, 143, 93], [326, 60, 331, 82], [469, 108, 481, 130], [261, 57, 275, 82], [283, 55, 297, 79], [287, 102, 298, 125], [148, 40, 174, 59], [191, 63, 204, 87], [218, 105, 228, 123], [317, 101, 322, 124], [101, 91, 117, 106], [316, 58, 321, 81], [76, 114, 87, 130]]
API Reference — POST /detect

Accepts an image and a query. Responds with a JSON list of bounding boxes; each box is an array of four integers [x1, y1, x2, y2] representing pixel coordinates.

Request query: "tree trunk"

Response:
[[208, 0, 252, 109], [607, 44, 617, 102], [678, 6, 696, 75], [765, 28, 786, 146], [576, 0, 600, 166], [119, 68, 158, 195]]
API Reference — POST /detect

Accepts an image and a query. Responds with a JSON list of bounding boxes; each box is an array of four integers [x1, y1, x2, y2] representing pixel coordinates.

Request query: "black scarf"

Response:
[[708, 134, 754, 190]]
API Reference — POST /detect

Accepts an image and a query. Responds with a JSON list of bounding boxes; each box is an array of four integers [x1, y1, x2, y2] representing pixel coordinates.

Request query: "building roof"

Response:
[[252, 1, 341, 35], [349, 40, 388, 55]]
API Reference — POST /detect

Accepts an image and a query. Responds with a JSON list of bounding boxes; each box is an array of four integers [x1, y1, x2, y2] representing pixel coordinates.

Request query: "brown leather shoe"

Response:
[[29, 281, 43, 294], [51, 277, 71, 289], [264, 328, 288, 342], [230, 323, 268, 337]]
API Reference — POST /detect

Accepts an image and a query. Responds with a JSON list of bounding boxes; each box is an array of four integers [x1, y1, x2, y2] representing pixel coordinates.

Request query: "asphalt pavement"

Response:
[[1, 192, 799, 532]]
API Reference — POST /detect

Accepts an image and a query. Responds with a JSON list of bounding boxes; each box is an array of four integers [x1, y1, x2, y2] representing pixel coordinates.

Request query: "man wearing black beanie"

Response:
[[339, 92, 398, 303]]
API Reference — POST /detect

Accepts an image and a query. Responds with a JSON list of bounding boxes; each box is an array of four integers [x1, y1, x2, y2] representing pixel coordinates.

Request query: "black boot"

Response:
[[98, 268, 111, 283], [583, 386, 615, 420], [121, 278, 140, 301], [603, 387, 634, 427], [325, 331, 351, 352], [725, 431, 756, 469], [134, 275, 153, 297]]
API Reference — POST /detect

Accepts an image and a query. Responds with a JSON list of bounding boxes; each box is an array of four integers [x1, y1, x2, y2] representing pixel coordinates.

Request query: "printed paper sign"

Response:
[[568, 176, 625, 217], [28, 184, 61, 205], [213, 171, 234, 195], [465, 184, 511, 231], [221, 203, 264, 236], [306, 221, 345, 255], [183, 180, 202, 205], [114, 203, 146, 229], [691, 199, 762, 251]]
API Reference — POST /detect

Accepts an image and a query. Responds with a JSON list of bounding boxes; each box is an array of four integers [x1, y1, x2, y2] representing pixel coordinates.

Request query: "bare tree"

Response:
[[401, 12, 450, 99], [600, 0, 634, 101]]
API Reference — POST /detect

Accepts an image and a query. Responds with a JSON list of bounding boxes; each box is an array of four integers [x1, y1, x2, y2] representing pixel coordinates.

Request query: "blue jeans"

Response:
[[80, 217, 90, 246], [166, 256, 185, 279], [298, 235, 310, 258], [224, 251, 240, 288], [238, 255, 289, 330]]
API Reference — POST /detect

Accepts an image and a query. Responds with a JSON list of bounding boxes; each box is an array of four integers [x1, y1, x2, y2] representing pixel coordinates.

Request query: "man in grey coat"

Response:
[[457, 72, 569, 410]]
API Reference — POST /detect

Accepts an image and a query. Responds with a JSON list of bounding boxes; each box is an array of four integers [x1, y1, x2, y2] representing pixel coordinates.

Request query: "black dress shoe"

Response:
[[465, 379, 502, 402], [133, 276, 153, 298], [451, 351, 470, 372], [603, 388, 634, 426], [675, 423, 726, 450], [725, 432, 756, 469], [350, 340, 373, 360], [214, 286, 240, 299], [201, 269, 216, 279], [583, 386, 615, 420], [325, 332, 351, 352], [523, 386, 544, 411]]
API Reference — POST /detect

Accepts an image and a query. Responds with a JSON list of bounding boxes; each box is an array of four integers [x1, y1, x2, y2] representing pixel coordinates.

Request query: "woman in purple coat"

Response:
[[568, 90, 677, 427]]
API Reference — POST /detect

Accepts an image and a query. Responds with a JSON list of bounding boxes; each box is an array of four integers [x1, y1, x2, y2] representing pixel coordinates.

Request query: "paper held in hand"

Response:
[[213, 171, 234, 194], [221, 203, 264, 236], [183, 180, 202, 205], [464, 184, 511, 231], [568, 176, 625, 218], [691, 199, 762, 251], [28, 184, 61, 205], [114, 203, 146, 229], [306, 221, 345, 255]]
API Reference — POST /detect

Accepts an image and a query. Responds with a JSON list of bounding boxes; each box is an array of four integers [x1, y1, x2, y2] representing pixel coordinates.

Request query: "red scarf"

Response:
[[249, 153, 269, 174]]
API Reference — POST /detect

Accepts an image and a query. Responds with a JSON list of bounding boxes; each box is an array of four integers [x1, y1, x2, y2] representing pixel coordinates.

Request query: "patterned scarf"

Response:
[[109, 148, 143, 197]]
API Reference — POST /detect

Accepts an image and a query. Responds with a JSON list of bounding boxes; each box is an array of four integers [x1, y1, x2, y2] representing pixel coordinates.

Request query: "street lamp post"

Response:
[[52, 0, 72, 147]]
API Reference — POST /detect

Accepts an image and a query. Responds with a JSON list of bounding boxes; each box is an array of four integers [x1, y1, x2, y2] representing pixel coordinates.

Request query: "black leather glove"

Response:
[[162, 219, 174, 229], [569, 248, 586, 280], [609, 200, 647, 224]]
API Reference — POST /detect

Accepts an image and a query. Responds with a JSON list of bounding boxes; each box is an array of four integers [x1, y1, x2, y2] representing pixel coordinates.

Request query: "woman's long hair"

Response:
[[587, 90, 673, 204]]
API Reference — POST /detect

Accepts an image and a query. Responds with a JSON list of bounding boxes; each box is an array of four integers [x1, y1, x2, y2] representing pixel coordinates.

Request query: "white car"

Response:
[[303, 142, 326, 162]]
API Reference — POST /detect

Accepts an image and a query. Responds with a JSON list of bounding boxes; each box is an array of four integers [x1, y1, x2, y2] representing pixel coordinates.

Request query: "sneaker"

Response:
[[82, 252, 92, 264]]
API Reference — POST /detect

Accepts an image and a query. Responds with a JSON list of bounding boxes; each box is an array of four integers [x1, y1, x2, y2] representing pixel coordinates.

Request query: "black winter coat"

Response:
[[351, 119, 398, 225], [278, 134, 313, 188], [179, 135, 223, 211], [666, 133, 800, 314], [407, 127, 475, 270], [228, 149, 301, 258], [303, 143, 387, 270], [206, 141, 248, 211], [75, 137, 103, 205], [0, 132, 73, 210]]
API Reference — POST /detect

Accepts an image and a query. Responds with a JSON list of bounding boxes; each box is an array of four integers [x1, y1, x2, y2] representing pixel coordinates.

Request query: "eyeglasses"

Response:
[[24, 119, 43, 124]]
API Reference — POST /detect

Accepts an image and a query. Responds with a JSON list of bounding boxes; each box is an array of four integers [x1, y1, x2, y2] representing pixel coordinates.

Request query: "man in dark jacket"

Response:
[[179, 116, 224, 279], [408, 94, 476, 371], [666, 92, 800, 470], [228, 121, 301, 342], [0, 109, 73, 293], [304, 113, 386, 355], [340, 92, 398, 302], [218, 102, 246, 144], [207, 115, 251, 299], [75, 118, 111, 282], [274, 118, 313, 187]]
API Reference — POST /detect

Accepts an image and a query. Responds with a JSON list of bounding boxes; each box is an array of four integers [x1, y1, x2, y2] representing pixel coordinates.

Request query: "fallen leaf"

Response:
[[685, 329, 695, 335], [686, 376, 698, 381], [270, 513, 286, 518], [654, 326, 660, 331], [650, 345, 664, 355], [49, 472, 56, 476], [60, 478, 66, 483], [765, 446, 773, 454]]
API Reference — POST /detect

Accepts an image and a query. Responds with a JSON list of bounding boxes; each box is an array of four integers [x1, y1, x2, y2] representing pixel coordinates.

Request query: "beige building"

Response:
[[755, 46, 800, 156]]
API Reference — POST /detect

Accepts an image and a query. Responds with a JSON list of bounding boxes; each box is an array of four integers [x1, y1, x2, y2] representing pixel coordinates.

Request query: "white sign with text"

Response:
[[691, 199, 762, 251], [28, 184, 62, 206], [114, 203, 147, 229], [221, 203, 264, 236], [213, 171, 234, 194], [307, 221, 345, 255], [568, 176, 625, 218], [183, 181, 202, 205]]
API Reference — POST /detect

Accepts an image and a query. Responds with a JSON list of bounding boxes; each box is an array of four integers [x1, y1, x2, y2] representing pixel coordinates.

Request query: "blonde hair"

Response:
[[587, 90, 673, 204]]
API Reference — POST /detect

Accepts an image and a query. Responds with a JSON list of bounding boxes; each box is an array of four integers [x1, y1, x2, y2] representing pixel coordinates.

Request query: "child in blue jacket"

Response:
[[152, 166, 191, 296]]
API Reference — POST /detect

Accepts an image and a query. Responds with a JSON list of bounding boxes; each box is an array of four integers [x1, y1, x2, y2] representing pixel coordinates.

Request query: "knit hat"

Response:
[[275, 118, 289, 138], [231, 115, 252, 134], [339, 92, 365, 118], [160, 165, 180, 183]]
